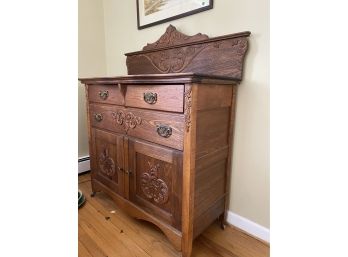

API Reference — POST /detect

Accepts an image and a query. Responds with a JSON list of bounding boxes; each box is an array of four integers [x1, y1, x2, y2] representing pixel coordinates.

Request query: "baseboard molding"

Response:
[[227, 211, 270, 243], [78, 156, 90, 174]]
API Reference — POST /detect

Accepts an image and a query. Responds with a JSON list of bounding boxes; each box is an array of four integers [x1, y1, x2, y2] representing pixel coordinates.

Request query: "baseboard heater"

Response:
[[78, 156, 90, 174]]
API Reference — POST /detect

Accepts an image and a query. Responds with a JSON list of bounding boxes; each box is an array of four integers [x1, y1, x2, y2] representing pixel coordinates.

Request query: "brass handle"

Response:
[[94, 113, 103, 122], [156, 125, 172, 138], [99, 90, 109, 100], [143, 92, 157, 104], [117, 166, 124, 172], [125, 170, 132, 175]]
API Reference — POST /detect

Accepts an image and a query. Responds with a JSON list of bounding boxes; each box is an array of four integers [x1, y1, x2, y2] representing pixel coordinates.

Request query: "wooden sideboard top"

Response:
[[79, 72, 241, 85]]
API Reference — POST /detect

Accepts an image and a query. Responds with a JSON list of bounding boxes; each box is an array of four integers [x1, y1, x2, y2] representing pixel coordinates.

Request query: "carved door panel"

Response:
[[128, 139, 182, 230], [91, 128, 124, 196]]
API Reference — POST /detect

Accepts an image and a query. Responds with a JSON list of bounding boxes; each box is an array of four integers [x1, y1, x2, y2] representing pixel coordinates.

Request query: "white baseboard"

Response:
[[227, 211, 270, 243], [78, 156, 90, 174]]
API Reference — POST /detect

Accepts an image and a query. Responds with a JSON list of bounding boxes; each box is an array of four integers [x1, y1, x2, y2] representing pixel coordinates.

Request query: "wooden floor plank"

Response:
[[79, 181, 180, 257], [78, 173, 269, 257], [202, 224, 270, 257], [78, 240, 93, 257], [80, 202, 151, 257], [82, 188, 179, 256], [79, 224, 108, 257]]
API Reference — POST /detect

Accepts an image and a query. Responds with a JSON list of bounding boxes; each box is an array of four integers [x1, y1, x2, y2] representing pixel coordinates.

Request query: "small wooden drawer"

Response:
[[125, 85, 184, 113], [89, 104, 124, 134], [88, 85, 124, 105], [125, 108, 184, 150]]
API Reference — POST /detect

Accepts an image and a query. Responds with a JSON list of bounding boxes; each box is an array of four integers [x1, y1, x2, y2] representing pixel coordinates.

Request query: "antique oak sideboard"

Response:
[[79, 25, 250, 257]]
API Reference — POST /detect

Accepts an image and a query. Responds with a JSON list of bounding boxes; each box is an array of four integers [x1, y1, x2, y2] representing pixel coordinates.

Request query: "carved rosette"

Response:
[[140, 162, 169, 205], [113, 110, 142, 133], [184, 87, 192, 132], [98, 148, 115, 177]]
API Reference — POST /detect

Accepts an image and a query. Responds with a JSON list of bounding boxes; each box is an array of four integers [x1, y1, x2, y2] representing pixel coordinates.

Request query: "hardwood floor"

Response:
[[78, 173, 269, 257]]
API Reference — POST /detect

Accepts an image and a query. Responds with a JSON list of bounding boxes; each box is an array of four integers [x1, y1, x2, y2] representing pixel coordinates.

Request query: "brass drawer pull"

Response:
[[94, 113, 103, 122], [143, 92, 157, 104], [99, 90, 109, 100], [156, 125, 172, 138]]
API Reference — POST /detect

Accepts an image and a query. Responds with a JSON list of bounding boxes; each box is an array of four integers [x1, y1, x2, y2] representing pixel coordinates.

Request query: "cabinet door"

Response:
[[91, 128, 124, 196], [128, 139, 182, 230]]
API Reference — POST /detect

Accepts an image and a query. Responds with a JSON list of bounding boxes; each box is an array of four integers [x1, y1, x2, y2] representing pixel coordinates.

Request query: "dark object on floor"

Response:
[[78, 190, 86, 208]]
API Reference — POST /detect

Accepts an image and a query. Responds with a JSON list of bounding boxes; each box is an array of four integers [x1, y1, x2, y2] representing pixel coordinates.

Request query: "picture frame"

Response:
[[137, 0, 213, 30]]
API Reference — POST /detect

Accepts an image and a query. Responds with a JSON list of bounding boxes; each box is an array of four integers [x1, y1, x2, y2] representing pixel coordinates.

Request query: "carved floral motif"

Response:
[[136, 37, 248, 75], [113, 110, 142, 132], [98, 148, 115, 177], [184, 87, 192, 132], [141, 44, 208, 73], [141, 162, 169, 205]]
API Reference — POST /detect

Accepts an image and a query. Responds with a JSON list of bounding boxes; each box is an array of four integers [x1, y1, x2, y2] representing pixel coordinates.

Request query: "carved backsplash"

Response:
[[126, 25, 250, 80]]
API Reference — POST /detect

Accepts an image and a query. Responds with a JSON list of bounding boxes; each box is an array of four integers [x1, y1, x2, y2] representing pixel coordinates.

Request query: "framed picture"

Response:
[[137, 0, 213, 29]]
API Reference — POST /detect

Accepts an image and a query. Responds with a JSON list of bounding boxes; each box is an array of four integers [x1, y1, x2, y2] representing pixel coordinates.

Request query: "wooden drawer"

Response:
[[90, 104, 184, 150], [125, 108, 184, 150], [125, 85, 184, 113], [88, 85, 124, 105], [89, 104, 124, 134]]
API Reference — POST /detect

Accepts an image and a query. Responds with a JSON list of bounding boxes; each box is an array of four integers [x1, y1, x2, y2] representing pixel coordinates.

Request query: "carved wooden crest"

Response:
[[126, 25, 250, 80], [143, 25, 209, 51]]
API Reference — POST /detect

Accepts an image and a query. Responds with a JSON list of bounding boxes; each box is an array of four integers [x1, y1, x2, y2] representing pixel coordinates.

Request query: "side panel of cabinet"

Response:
[[90, 128, 125, 197], [128, 139, 183, 230]]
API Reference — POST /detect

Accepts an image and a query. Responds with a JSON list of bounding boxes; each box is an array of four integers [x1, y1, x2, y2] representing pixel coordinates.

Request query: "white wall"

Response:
[[78, 0, 107, 158]]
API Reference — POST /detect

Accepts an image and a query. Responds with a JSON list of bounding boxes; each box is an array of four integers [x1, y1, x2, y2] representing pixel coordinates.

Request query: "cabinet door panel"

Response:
[[128, 139, 182, 230], [91, 129, 124, 196]]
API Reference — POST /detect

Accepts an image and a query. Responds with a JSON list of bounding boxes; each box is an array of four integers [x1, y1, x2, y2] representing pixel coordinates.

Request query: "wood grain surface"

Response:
[[126, 84, 184, 113], [89, 105, 185, 150], [88, 84, 124, 105], [128, 139, 183, 230], [125, 108, 185, 150]]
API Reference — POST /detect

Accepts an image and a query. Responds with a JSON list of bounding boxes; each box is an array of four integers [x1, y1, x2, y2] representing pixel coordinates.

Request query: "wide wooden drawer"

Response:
[[125, 108, 184, 150], [88, 85, 124, 105], [125, 85, 184, 113], [90, 104, 184, 150]]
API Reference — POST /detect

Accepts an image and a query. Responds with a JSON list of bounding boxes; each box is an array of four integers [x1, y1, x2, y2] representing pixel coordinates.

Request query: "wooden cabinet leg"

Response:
[[90, 179, 100, 197], [182, 238, 193, 257], [219, 213, 227, 230]]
